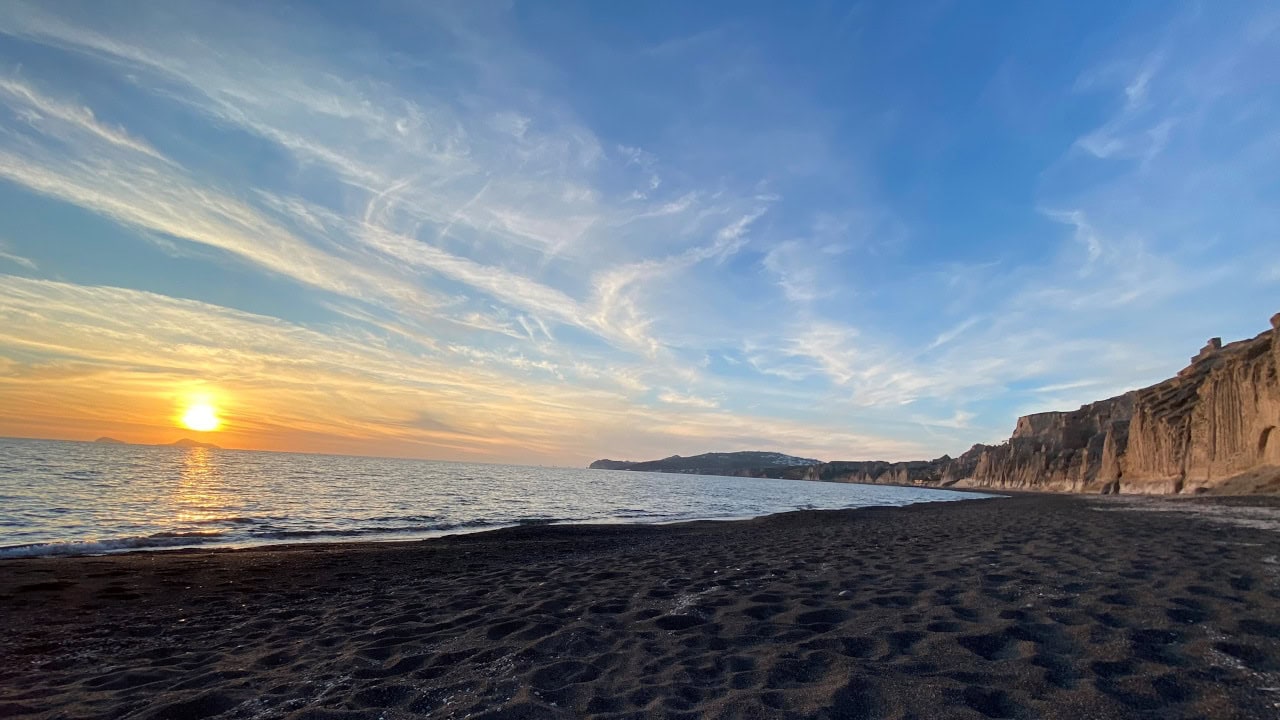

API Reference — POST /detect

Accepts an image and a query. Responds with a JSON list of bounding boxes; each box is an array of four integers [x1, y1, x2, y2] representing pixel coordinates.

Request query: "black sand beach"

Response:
[[3, 494, 1280, 719]]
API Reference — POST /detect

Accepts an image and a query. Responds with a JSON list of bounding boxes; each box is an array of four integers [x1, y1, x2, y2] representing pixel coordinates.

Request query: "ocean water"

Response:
[[0, 438, 992, 557]]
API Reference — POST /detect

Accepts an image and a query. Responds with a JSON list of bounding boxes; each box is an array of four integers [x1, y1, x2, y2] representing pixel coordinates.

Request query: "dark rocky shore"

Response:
[[3, 494, 1280, 719]]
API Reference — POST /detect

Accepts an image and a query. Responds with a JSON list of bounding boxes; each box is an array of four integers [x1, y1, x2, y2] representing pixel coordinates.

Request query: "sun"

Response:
[[181, 403, 221, 432]]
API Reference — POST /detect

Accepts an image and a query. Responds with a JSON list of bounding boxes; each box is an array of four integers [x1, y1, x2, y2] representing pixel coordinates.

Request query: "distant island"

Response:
[[93, 437, 221, 450], [168, 438, 221, 449], [590, 451, 820, 478]]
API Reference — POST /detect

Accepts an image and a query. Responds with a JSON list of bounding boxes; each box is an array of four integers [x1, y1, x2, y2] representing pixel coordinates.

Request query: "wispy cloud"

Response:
[[763, 241, 829, 303], [0, 76, 437, 311], [658, 391, 719, 409], [0, 76, 167, 161], [0, 242, 36, 271], [0, 6, 770, 358], [0, 1, 1274, 464], [926, 316, 984, 351], [0, 276, 926, 462], [1072, 48, 1177, 165]]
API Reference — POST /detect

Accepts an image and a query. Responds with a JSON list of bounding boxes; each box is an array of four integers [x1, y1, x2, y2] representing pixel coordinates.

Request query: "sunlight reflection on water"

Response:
[[0, 438, 993, 556]]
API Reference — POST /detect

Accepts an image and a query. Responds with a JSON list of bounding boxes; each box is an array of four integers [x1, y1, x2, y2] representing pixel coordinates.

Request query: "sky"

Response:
[[0, 1, 1276, 466]]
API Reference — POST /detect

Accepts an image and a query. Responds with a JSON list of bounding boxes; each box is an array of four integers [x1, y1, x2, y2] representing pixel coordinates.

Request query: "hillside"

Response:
[[589, 451, 819, 478]]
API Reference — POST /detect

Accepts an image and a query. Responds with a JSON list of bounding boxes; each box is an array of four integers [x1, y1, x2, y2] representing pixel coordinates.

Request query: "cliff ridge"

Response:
[[591, 313, 1280, 494], [589, 451, 819, 477]]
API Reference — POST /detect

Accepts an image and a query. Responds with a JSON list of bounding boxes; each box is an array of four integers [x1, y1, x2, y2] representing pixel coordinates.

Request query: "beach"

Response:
[[3, 494, 1279, 719]]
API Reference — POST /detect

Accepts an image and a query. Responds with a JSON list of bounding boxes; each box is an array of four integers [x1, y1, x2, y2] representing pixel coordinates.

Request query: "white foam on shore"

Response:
[[1091, 496, 1280, 533], [1, 438, 998, 558], [0, 534, 224, 558], [0, 494, 1004, 559]]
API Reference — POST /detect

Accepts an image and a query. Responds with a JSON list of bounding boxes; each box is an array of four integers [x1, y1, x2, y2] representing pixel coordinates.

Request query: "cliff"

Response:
[[799, 446, 983, 488], [587, 459, 636, 470], [1117, 316, 1280, 494], [809, 314, 1280, 494], [592, 313, 1280, 494]]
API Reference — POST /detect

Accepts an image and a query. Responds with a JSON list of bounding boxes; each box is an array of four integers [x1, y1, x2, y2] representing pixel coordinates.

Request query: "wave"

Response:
[[249, 516, 588, 539], [610, 509, 672, 518], [0, 516, 583, 557], [0, 532, 230, 558], [189, 516, 267, 526], [4, 496, 990, 558], [359, 514, 443, 523]]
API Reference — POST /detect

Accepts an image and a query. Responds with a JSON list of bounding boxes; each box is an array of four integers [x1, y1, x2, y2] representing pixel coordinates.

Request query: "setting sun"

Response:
[[181, 403, 221, 432]]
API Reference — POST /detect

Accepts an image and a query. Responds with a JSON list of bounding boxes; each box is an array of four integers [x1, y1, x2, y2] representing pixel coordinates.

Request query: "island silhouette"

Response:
[[94, 436, 221, 450]]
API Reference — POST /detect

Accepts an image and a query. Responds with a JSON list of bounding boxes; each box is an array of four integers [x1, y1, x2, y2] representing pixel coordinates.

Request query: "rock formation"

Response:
[[588, 459, 636, 471], [592, 313, 1280, 494], [1116, 313, 1280, 494], [810, 313, 1280, 494]]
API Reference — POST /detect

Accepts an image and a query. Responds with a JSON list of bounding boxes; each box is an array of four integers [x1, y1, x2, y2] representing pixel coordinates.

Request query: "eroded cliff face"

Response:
[[810, 314, 1280, 494], [1117, 315, 1280, 494], [800, 447, 983, 488], [967, 394, 1136, 493], [801, 393, 1139, 493]]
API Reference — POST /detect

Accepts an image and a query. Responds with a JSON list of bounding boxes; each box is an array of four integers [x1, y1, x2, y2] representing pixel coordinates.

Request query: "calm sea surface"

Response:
[[0, 438, 992, 557]]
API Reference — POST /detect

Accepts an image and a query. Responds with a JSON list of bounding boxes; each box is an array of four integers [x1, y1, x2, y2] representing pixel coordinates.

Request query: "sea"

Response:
[[0, 438, 992, 558]]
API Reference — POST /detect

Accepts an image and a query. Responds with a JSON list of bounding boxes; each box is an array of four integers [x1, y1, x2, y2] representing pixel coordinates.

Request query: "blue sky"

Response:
[[0, 1, 1276, 464]]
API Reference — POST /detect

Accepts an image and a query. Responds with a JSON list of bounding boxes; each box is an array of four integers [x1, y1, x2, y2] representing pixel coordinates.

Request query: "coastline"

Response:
[[0, 493, 1000, 560], [0, 470, 997, 559], [3, 495, 1279, 719]]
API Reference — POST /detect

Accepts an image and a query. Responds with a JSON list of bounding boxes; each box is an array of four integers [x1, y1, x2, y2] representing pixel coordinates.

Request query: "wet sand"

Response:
[[2, 494, 1280, 719]]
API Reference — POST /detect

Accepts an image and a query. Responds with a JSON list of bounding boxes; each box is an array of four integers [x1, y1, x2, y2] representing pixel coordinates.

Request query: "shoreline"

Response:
[[4, 494, 1280, 719], [0, 490, 1001, 561]]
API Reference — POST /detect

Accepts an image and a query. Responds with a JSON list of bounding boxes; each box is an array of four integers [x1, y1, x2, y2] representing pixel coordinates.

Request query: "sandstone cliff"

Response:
[[1117, 316, 1280, 494], [805, 313, 1280, 494], [591, 313, 1280, 494], [798, 391, 1142, 493]]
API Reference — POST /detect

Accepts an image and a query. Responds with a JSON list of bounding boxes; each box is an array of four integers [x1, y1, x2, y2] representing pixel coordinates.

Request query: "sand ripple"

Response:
[[2, 495, 1280, 718]]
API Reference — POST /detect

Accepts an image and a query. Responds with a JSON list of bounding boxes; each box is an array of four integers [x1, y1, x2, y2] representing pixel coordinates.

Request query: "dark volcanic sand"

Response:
[[3, 495, 1280, 719]]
